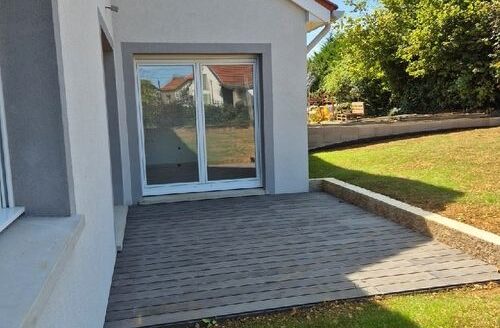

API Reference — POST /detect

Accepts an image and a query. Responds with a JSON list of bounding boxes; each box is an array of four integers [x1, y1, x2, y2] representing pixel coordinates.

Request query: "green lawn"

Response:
[[310, 127, 500, 234], [217, 284, 499, 328]]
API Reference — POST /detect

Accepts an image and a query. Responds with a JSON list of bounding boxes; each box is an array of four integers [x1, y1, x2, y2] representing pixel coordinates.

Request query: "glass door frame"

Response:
[[134, 56, 263, 196], [0, 66, 13, 208]]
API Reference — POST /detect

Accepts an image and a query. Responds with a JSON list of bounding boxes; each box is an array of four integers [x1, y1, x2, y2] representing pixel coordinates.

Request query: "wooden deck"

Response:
[[105, 193, 499, 328]]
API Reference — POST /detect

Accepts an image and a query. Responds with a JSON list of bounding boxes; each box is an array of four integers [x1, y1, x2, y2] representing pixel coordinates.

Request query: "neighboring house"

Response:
[[160, 74, 195, 104], [0, 0, 337, 327], [203, 65, 254, 107], [158, 66, 254, 107]]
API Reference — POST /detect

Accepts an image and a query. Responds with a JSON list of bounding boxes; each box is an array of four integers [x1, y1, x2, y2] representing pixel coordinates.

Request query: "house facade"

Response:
[[0, 0, 336, 327]]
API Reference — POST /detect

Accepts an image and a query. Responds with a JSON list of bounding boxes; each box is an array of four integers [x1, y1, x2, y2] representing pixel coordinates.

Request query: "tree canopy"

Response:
[[308, 0, 499, 115]]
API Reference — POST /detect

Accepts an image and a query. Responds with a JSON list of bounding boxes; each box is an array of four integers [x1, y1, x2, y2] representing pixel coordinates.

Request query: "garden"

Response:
[[307, 0, 499, 121], [310, 127, 500, 234]]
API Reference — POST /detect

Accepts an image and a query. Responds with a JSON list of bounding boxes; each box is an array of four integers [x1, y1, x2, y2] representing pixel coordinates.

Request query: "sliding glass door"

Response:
[[135, 57, 261, 195]]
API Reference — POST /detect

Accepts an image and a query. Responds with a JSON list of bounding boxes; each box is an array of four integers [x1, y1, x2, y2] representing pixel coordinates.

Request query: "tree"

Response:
[[311, 0, 499, 115], [308, 34, 345, 92], [399, 0, 497, 109]]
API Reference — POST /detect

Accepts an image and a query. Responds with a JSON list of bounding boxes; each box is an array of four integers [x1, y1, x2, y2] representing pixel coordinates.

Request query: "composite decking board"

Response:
[[111, 253, 479, 293], [113, 240, 450, 271], [119, 229, 425, 259], [121, 216, 401, 245], [110, 245, 467, 287], [107, 260, 490, 310], [122, 211, 383, 239], [112, 243, 455, 281], [108, 269, 499, 322], [109, 257, 488, 304], [115, 229, 429, 268], [105, 288, 374, 328], [124, 200, 364, 226], [120, 225, 410, 252], [121, 218, 405, 246], [105, 271, 500, 328], [126, 201, 367, 219], [118, 231, 429, 259], [115, 235, 438, 268], [105, 193, 500, 327], [111, 243, 440, 285]]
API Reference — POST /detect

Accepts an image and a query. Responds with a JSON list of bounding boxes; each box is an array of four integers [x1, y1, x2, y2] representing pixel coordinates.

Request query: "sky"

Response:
[[138, 65, 193, 88], [307, 0, 379, 57]]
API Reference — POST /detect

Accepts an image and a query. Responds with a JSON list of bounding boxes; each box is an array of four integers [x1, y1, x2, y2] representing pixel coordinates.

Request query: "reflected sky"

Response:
[[138, 65, 193, 88]]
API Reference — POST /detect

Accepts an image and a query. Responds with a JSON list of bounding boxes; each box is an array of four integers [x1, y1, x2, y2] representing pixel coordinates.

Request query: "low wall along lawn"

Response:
[[308, 116, 500, 150]]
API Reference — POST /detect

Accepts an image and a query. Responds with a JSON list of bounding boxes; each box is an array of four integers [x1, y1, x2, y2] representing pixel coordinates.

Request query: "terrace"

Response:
[[105, 192, 499, 327]]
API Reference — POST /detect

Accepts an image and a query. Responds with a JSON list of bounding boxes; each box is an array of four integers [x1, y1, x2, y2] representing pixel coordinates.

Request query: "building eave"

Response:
[[290, 0, 334, 23]]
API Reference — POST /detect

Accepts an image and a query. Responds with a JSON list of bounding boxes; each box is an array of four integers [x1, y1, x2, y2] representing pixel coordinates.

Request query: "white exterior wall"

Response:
[[34, 1, 116, 327], [114, 0, 310, 200], [27, 1, 311, 325]]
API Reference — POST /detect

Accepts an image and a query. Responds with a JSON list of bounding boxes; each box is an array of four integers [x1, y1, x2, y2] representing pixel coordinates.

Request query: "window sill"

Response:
[[0, 207, 25, 233], [0, 215, 84, 328]]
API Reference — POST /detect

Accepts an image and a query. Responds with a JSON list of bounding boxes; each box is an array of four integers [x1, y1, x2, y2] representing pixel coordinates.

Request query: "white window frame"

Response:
[[0, 66, 24, 233], [134, 56, 263, 196]]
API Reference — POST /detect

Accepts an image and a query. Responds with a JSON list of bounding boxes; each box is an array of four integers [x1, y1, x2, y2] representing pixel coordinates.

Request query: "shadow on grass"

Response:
[[310, 157, 464, 213], [216, 298, 421, 328]]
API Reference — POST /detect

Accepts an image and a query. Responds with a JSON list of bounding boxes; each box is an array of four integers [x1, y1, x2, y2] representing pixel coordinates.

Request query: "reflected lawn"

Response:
[[174, 126, 256, 165]]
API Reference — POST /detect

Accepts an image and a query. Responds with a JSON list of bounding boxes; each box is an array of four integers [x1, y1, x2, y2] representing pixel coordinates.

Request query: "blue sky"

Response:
[[307, 0, 379, 57]]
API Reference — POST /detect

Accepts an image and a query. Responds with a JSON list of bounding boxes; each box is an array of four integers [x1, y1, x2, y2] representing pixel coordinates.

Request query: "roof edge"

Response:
[[290, 0, 337, 22], [314, 0, 338, 12]]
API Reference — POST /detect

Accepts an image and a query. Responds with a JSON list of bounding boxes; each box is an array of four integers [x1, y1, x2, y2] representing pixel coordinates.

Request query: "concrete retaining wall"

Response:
[[309, 117, 500, 150], [315, 178, 500, 267]]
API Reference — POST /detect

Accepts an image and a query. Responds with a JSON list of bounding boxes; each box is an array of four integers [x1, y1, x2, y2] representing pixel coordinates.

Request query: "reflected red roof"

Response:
[[209, 65, 253, 89], [161, 75, 193, 92]]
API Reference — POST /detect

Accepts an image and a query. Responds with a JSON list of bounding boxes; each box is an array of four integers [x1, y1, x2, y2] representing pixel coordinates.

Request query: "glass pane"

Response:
[[138, 65, 199, 185], [201, 64, 257, 181]]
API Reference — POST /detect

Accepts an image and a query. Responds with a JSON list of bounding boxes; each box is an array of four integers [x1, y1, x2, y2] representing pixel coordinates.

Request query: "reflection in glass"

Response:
[[138, 65, 199, 185], [201, 65, 257, 181]]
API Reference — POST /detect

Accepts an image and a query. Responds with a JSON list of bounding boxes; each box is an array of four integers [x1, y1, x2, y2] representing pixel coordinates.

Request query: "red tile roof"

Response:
[[209, 65, 254, 89], [161, 75, 193, 92], [315, 0, 338, 11]]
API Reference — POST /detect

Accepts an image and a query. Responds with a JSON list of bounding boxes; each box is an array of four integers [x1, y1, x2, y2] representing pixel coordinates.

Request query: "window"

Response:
[[202, 73, 209, 91], [135, 56, 262, 196]]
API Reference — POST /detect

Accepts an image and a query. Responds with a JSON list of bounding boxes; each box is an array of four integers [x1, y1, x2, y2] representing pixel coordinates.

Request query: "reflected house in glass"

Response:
[[160, 74, 195, 104], [202, 65, 254, 107]]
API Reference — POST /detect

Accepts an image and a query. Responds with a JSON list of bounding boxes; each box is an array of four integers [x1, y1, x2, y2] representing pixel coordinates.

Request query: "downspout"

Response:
[[306, 10, 343, 54]]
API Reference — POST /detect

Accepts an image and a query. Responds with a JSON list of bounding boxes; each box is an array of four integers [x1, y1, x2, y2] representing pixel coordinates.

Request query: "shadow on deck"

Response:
[[105, 193, 498, 328]]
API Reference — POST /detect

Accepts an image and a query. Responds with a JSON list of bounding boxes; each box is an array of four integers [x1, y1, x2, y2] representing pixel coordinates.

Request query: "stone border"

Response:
[[312, 178, 500, 267]]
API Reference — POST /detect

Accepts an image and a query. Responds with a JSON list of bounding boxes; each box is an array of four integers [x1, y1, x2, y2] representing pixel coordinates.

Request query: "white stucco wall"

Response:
[[113, 0, 310, 199], [34, 1, 116, 327]]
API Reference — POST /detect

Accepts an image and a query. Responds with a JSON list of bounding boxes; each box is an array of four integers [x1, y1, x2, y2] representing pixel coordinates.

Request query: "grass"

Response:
[[310, 127, 500, 234], [215, 283, 499, 328]]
